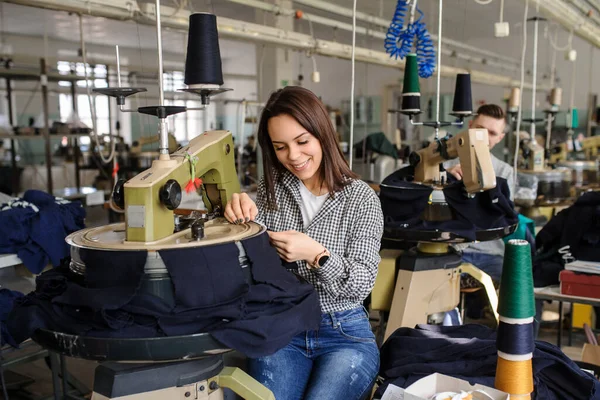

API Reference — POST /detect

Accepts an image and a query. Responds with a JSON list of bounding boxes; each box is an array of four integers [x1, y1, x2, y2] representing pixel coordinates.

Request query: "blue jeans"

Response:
[[247, 307, 379, 400], [462, 251, 503, 284]]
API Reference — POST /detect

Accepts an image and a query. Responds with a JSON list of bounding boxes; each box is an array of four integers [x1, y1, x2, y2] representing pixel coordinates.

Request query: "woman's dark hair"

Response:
[[257, 86, 357, 209]]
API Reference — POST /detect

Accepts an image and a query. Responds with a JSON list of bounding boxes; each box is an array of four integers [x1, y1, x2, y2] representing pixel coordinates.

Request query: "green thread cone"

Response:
[[571, 108, 579, 129], [497, 239, 535, 319], [403, 54, 420, 94]]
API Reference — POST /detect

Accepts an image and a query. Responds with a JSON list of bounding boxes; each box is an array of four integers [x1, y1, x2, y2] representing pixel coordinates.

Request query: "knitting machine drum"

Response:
[[519, 167, 572, 205], [66, 218, 265, 306], [556, 160, 599, 188], [420, 189, 454, 222], [383, 224, 517, 244], [32, 329, 229, 362]]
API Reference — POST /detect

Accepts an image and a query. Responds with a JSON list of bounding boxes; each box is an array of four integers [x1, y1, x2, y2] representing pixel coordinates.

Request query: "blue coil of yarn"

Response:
[[384, 1, 436, 79]]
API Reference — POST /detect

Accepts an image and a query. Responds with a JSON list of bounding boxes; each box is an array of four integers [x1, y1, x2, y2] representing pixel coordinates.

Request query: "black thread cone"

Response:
[[401, 95, 420, 113], [184, 13, 224, 86], [452, 73, 472, 114]]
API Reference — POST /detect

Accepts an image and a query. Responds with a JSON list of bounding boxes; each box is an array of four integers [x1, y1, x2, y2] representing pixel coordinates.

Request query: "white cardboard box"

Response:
[[382, 373, 510, 400]]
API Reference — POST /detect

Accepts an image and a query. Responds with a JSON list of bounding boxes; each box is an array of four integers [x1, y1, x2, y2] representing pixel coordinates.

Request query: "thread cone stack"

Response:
[[400, 53, 421, 114], [495, 239, 535, 399]]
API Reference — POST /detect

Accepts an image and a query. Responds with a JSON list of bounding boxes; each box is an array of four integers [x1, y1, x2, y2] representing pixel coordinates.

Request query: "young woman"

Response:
[[225, 86, 383, 400]]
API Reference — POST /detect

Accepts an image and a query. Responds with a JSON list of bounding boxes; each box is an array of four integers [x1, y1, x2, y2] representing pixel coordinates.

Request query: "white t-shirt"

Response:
[[298, 181, 329, 229]]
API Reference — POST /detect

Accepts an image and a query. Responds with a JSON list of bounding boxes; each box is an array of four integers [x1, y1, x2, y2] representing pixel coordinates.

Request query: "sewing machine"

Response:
[[27, 7, 275, 399], [41, 128, 273, 400], [411, 128, 496, 193], [549, 134, 600, 165], [373, 129, 514, 342], [108, 130, 240, 243]]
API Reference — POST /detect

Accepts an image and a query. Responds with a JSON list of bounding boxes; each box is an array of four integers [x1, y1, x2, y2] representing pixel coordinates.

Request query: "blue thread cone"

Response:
[[452, 73, 472, 115], [185, 13, 224, 86]]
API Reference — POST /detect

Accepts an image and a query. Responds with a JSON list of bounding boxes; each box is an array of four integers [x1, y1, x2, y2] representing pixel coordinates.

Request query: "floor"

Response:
[[0, 204, 595, 399]]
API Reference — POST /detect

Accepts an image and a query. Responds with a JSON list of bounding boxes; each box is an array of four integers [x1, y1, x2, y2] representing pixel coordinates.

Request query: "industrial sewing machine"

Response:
[[549, 134, 600, 164], [548, 135, 600, 194], [27, 8, 275, 400], [37, 130, 272, 400], [373, 128, 515, 342]]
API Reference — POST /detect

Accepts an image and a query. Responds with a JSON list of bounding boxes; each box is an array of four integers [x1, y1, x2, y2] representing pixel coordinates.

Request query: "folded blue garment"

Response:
[[0, 190, 86, 273]]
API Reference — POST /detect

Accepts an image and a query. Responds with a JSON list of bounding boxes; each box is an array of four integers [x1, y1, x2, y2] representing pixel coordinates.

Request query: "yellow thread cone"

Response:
[[495, 356, 534, 396]]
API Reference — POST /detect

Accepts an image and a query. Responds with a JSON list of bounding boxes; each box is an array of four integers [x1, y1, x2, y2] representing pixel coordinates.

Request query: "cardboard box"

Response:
[[381, 374, 510, 400], [582, 343, 600, 367], [559, 270, 600, 299]]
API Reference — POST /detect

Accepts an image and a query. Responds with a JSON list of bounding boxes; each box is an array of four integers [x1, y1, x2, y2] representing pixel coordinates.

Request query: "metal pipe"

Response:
[[569, 0, 600, 27], [516, 0, 600, 48], [154, 0, 169, 155], [291, 0, 522, 65], [116, 45, 122, 87], [237, 101, 246, 183], [435, 0, 442, 139], [348, 0, 357, 169], [531, 17, 539, 139], [70, 79, 81, 190], [6, 75, 18, 195], [40, 57, 53, 194], [2, 0, 547, 89], [224, 0, 521, 71], [585, 0, 600, 13]]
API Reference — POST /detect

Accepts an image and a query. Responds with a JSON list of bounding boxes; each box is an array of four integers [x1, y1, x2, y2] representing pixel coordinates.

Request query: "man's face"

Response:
[[468, 115, 506, 150]]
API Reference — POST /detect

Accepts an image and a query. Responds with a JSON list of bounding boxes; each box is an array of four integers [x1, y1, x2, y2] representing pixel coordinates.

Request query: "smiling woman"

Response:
[[258, 86, 358, 206], [224, 86, 384, 400]]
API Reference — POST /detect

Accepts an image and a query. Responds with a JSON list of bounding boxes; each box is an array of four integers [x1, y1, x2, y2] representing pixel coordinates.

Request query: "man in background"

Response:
[[445, 104, 515, 318]]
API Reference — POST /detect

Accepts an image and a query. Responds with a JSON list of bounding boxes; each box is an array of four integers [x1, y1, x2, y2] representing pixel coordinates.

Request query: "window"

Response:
[[57, 61, 110, 145], [163, 71, 185, 92]]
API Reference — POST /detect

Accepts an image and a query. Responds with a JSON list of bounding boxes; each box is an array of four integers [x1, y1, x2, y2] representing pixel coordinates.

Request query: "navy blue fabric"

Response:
[[380, 167, 518, 241], [81, 248, 147, 289], [0, 190, 86, 273], [209, 234, 321, 358], [0, 288, 24, 346], [7, 232, 321, 358], [376, 324, 599, 400], [534, 191, 600, 287], [159, 243, 248, 309]]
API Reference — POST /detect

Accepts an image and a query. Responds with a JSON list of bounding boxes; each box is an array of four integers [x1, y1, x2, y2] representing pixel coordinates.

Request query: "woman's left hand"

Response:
[[267, 230, 324, 264]]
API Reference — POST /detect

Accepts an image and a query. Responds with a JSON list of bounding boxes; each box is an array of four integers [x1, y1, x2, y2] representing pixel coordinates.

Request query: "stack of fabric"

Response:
[[0, 190, 86, 274], [7, 233, 321, 358], [375, 324, 599, 400]]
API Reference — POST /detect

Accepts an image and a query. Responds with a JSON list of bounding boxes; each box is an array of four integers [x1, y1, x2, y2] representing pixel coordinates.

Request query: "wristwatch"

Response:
[[311, 248, 330, 269]]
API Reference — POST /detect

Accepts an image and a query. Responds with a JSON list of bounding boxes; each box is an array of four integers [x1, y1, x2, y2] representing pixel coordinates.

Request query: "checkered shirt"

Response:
[[255, 171, 383, 313]]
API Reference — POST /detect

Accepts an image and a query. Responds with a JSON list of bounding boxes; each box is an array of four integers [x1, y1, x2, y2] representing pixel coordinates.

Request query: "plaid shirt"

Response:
[[255, 171, 383, 313]]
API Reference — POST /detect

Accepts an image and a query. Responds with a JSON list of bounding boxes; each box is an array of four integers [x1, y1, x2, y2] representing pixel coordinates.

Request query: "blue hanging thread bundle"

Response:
[[384, 1, 436, 78]]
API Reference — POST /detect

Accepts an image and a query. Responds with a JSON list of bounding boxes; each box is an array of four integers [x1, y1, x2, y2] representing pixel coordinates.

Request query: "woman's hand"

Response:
[[224, 193, 258, 224], [267, 230, 324, 264]]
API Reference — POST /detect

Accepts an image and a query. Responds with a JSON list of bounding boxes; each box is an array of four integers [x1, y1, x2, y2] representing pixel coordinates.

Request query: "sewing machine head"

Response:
[[113, 130, 240, 243], [410, 128, 496, 194]]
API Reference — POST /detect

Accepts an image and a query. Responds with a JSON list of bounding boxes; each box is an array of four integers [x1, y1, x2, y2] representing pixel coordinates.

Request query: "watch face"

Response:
[[318, 255, 330, 267]]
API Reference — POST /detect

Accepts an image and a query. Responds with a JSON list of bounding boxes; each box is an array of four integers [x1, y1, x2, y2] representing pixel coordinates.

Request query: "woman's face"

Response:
[[268, 113, 323, 185]]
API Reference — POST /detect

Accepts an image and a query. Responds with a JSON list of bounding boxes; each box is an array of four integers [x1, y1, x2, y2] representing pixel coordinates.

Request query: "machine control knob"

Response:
[[159, 179, 182, 210], [408, 152, 421, 166], [112, 179, 127, 209]]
